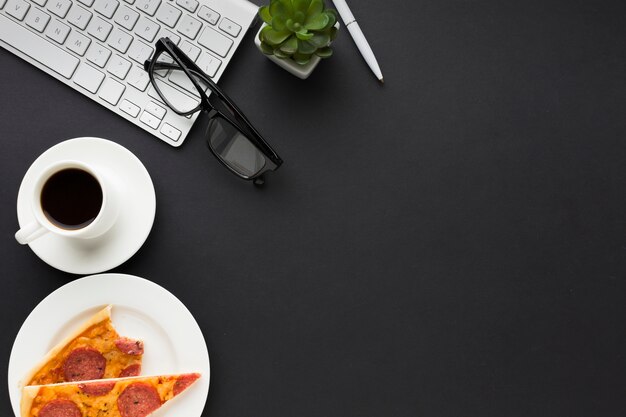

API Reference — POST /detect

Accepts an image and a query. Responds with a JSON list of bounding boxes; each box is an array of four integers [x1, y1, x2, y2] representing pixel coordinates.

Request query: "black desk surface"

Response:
[[2, 0, 626, 416]]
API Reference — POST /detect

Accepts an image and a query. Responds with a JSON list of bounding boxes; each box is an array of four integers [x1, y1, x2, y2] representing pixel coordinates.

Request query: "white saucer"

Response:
[[16, 138, 156, 274], [7, 274, 210, 417]]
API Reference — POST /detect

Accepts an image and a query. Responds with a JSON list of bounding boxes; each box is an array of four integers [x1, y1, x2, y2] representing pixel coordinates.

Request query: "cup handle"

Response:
[[15, 221, 48, 245]]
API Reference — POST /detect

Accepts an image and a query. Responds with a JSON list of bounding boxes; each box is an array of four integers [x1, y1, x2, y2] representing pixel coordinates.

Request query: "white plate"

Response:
[[7, 274, 210, 417], [16, 137, 156, 274]]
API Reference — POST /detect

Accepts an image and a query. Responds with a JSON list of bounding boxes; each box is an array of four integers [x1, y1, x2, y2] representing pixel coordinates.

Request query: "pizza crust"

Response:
[[19, 305, 112, 388], [20, 385, 39, 417]]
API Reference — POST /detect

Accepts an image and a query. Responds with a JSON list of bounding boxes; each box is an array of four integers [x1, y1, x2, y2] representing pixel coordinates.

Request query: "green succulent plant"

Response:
[[258, 0, 338, 65]]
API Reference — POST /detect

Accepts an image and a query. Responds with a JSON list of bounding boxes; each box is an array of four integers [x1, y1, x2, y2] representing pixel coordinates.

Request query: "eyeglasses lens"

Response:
[[152, 50, 203, 113], [207, 116, 267, 178]]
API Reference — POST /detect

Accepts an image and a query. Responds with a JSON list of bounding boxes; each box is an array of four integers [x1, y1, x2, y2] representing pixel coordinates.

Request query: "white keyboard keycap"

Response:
[[113, 5, 139, 30], [196, 52, 220, 78], [122, 0, 134, 4], [198, 27, 232, 57], [120, 99, 140, 117], [179, 40, 200, 61], [73, 63, 105, 93], [139, 110, 160, 128], [107, 28, 133, 53], [197, 6, 218, 25], [46, 0, 71, 18], [145, 101, 166, 118], [127, 65, 150, 90], [107, 54, 131, 79], [0, 14, 79, 78], [148, 85, 198, 111], [177, 14, 201, 39], [135, 16, 160, 42], [66, 30, 91, 55], [219, 18, 241, 37], [66, 5, 92, 29], [87, 16, 113, 41], [86, 42, 111, 67], [6, 0, 30, 20], [155, 3, 180, 28], [45, 19, 71, 44], [160, 28, 180, 44], [175, 0, 196, 13], [160, 123, 181, 141], [135, 0, 159, 16], [169, 69, 197, 94], [98, 77, 125, 105], [127, 39, 153, 64], [77, 0, 93, 6], [25, 8, 51, 32], [31, 0, 47, 7], [93, 0, 118, 18]]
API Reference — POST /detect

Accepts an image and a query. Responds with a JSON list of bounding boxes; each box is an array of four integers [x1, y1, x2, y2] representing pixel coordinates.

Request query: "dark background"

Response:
[[2, 0, 626, 416]]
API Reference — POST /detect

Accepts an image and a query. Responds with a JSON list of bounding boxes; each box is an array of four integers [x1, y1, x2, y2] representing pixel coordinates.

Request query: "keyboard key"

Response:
[[135, 0, 159, 16], [160, 28, 180, 45], [148, 84, 197, 112], [86, 42, 111, 67], [127, 65, 150, 90], [160, 123, 181, 141], [135, 16, 160, 42], [6, 0, 30, 20], [66, 30, 91, 55], [66, 5, 92, 30], [123, 0, 134, 4], [169, 69, 197, 94], [179, 40, 200, 61], [198, 27, 232, 57], [113, 5, 138, 30], [107, 54, 131, 79], [98, 77, 125, 105], [46, 0, 71, 18], [155, 2, 180, 28], [73, 63, 105, 93], [87, 16, 113, 41], [145, 101, 166, 118], [0, 14, 79, 78], [139, 110, 160, 128], [45, 19, 70, 44], [127, 38, 153, 64], [197, 6, 218, 25], [25, 8, 51, 32], [196, 52, 220, 78], [177, 14, 201, 39], [93, 0, 118, 18], [0, 0, 5, 6], [107, 28, 133, 53], [219, 18, 241, 37], [175, 0, 196, 13], [31, 0, 47, 7], [120, 99, 140, 117], [77, 0, 93, 6]]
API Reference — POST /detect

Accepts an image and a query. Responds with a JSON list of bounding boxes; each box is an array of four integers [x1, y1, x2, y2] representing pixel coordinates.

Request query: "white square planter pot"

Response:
[[254, 23, 339, 79]]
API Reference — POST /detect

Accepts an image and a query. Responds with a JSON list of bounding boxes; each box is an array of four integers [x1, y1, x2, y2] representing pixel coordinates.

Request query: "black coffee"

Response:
[[41, 168, 103, 230]]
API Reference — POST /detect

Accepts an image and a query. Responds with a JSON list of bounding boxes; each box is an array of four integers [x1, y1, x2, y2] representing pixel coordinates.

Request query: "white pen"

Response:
[[332, 0, 384, 83]]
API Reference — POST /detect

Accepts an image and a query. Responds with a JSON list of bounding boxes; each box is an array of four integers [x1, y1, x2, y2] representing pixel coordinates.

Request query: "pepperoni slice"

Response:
[[117, 383, 161, 417], [63, 347, 106, 381], [38, 399, 82, 417], [119, 364, 141, 377], [173, 373, 200, 396], [78, 381, 116, 396], [115, 338, 144, 356]]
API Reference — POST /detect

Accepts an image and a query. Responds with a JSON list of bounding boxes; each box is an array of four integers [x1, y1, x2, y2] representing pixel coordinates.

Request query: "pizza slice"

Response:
[[21, 373, 201, 417], [22, 305, 144, 387]]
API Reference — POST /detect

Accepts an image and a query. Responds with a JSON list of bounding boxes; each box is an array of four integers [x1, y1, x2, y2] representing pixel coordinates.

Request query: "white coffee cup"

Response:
[[15, 160, 120, 245]]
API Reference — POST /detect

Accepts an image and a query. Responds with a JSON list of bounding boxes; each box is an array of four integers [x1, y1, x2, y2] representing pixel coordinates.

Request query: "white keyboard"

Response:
[[0, 0, 258, 146]]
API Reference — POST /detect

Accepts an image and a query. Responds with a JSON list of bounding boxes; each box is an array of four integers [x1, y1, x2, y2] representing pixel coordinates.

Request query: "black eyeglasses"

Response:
[[144, 37, 283, 186]]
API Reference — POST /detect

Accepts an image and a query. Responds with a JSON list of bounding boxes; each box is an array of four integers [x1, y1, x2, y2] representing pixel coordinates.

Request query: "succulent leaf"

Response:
[[307, 0, 323, 17], [304, 12, 328, 30], [297, 39, 317, 55], [279, 36, 298, 54], [258, 6, 272, 25], [272, 14, 287, 31], [293, 0, 309, 17], [308, 32, 330, 48], [273, 48, 290, 59], [295, 30, 313, 40], [323, 10, 336, 29], [293, 52, 312, 65], [260, 41, 275, 54], [315, 46, 333, 58], [264, 28, 292, 45]]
